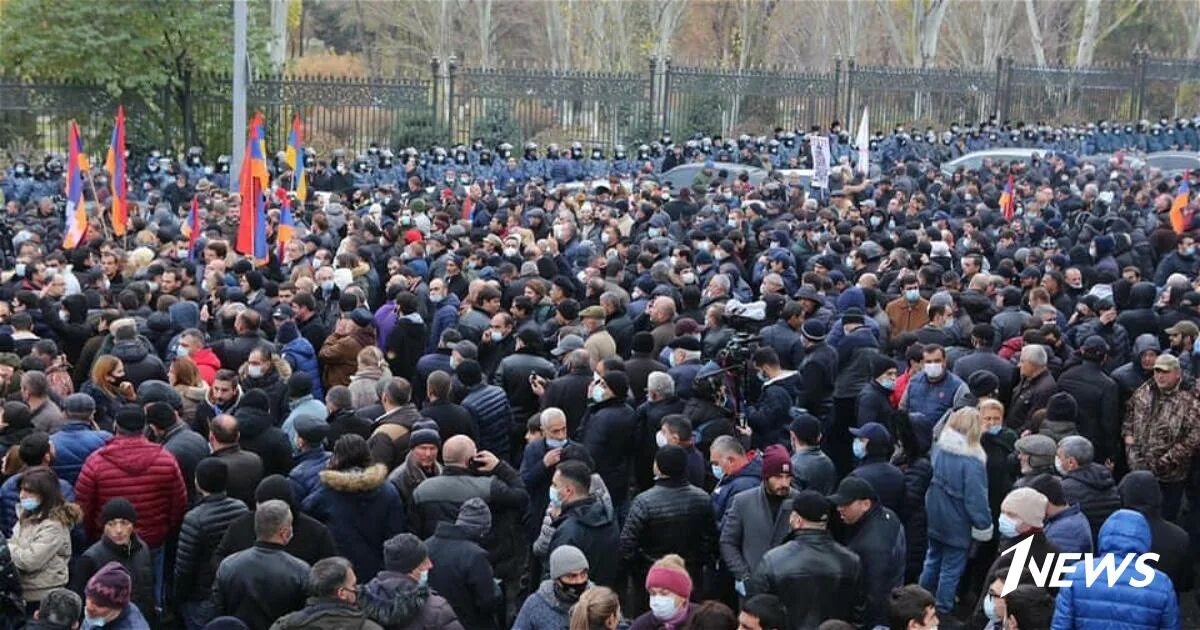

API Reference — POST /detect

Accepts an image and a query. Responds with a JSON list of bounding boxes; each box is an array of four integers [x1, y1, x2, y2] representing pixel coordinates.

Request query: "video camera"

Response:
[[716, 331, 762, 368]]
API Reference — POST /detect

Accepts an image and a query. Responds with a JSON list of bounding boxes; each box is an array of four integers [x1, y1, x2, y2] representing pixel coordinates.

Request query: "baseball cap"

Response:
[[1154, 354, 1181, 372], [791, 490, 831, 523], [1165, 321, 1200, 337], [849, 422, 891, 445], [828, 476, 876, 506]]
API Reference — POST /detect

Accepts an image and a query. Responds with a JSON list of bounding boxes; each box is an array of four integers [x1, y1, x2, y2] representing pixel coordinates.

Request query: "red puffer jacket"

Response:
[[74, 435, 187, 548]]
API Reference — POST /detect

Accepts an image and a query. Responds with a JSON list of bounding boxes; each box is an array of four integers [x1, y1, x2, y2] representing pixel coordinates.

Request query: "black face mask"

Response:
[[554, 579, 586, 604]]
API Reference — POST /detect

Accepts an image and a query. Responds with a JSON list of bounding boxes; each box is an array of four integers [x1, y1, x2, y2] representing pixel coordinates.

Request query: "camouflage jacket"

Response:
[[1124, 380, 1200, 482]]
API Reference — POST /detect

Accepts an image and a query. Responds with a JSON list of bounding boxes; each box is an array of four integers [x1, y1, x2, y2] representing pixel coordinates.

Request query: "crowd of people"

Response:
[[0, 111, 1194, 630]]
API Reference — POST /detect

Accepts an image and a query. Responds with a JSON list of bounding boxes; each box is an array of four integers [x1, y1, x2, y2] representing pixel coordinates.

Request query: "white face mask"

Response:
[[923, 363, 944, 380], [649, 595, 679, 620], [248, 365, 265, 379]]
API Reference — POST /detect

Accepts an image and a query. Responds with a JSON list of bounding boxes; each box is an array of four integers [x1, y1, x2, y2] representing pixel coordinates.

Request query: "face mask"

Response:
[[429, 293, 444, 304], [869, 215, 882, 228], [987, 425, 1003, 435], [649, 595, 679, 620], [85, 617, 108, 628], [648, 227, 661, 238], [601, 233, 611, 244], [998, 513, 1020, 539], [591, 385, 606, 403], [503, 247, 518, 258], [312, 259, 323, 270], [553, 225, 566, 240], [923, 363, 944, 380], [248, 365, 264, 379], [549, 486, 562, 508], [727, 219, 738, 229], [756, 370, 768, 382], [418, 570, 429, 587], [490, 330, 503, 343], [177, 346, 191, 358], [58, 310, 70, 322], [320, 280, 335, 292], [1187, 246, 1196, 257], [852, 440, 867, 459], [1055, 456, 1068, 475], [711, 463, 725, 481], [18, 498, 39, 512], [554, 578, 588, 606], [177, 248, 190, 259], [655, 431, 668, 448], [547, 438, 566, 449], [905, 289, 920, 302], [667, 353, 677, 368], [879, 377, 895, 391], [983, 594, 999, 622], [681, 271, 696, 285]]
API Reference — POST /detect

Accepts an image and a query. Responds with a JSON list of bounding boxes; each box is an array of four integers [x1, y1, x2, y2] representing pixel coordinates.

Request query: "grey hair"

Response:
[[254, 499, 293, 541], [646, 371, 675, 398], [308, 556, 355, 598], [566, 349, 592, 371], [1031, 304, 1058, 321], [1020, 344, 1048, 367], [709, 275, 731, 293], [1058, 435, 1094, 466], [540, 407, 567, 430], [599, 291, 626, 310], [37, 588, 81, 627], [710, 435, 746, 458]]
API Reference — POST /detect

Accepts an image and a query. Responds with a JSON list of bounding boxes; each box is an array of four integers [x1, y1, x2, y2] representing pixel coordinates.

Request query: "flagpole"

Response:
[[80, 168, 112, 243]]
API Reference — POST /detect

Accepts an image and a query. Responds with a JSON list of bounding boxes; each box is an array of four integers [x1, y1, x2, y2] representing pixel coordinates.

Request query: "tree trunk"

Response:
[[1024, 0, 1049, 68], [1075, 0, 1101, 68], [917, 0, 951, 68], [269, 0, 288, 71]]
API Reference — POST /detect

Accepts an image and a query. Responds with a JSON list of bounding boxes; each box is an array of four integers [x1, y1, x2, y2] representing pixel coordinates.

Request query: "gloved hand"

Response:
[[971, 525, 994, 542]]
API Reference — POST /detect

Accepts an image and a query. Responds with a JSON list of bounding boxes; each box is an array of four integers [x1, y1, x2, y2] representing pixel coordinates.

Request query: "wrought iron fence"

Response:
[[4, 52, 1200, 162]]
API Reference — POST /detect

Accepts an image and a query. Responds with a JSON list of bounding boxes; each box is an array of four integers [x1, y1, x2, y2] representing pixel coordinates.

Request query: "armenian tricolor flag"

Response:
[[1170, 171, 1191, 234], [235, 113, 271, 263], [182, 195, 201, 259], [285, 114, 308, 202], [999, 173, 1016, 222], [104, 106, 128, 236], [275, 186, 296, 260], [63, 121, 89, 249]]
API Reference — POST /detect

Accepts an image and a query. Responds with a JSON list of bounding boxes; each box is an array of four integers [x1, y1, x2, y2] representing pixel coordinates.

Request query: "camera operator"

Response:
[[744, 347, 802, 449]]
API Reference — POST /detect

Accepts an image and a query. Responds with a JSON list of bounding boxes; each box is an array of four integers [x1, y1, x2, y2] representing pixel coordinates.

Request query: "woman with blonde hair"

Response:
[[569, 586, 621, 630], [80, 356, 136, 432], [629, 554, 697, 629], [169, 355, 208, 429], [920, 406, 992, 618], [348, 346, 391, 409]]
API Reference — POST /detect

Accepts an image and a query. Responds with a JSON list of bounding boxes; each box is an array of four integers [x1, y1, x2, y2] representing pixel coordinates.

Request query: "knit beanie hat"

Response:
[[86, 562, 132, 608], [383, 533, 427, 573], [409, 419, 442, 449], [101, 498, 138, 525], [600, 370, 629, 400], [645, 558, 693, 599], [1002, 487, 1048, 529], [455, 497, 492, 539], [287, 372, 313, 399], [240, 389, 270, 412], [761, 444, 792, 479], [113, 405, 146, 433], [1045, 392, 1077, 424], [137, 380, 182, 411], [654, 445, 688, 480], [549, 545, 589, 579]]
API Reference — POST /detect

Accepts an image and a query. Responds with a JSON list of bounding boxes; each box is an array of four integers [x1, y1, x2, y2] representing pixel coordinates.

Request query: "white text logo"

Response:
[[999, 535, 1159, 596]]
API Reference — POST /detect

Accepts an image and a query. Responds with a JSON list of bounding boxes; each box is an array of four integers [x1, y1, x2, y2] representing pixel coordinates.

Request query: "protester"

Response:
[[9, 468, 79, 607]]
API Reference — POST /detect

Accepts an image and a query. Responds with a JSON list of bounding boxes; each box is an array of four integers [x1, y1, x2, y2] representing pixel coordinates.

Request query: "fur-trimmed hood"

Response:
[[318, 463, 389, 493], [934, 426, 987, 463], [359, 571, 428, 627], [23, 501, 82, 528]]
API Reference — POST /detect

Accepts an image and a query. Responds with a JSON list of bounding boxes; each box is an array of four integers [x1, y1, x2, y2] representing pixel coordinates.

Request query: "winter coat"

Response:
[[790, 446, 837, 495], [1119, 471, 1193, 593], [213, 542, 311, 630], [8, 503, 80, 602], [302, 464, 407, 581], [289, 448, 332, 504], [548, 496, 620, 588], [0, 470, 74, 539], [849, 457, 905, 516], [74, 435, 187, 548], [746, 529, 864, 629], [746, 371, 801, 449], [270, 597, 385, 630], [1005, 369, 1058, 432], [1062, 463, 1123, 542], [191, 347, 222, 385], [234, 404, 293, 479], [281, 337, 324, 401], [367, 404, 422, 471], [1044, 503, 1094, 554], [209, 445, 264, 510], [385, 316, 427, 384], [282, 397, 329, 446], [902, 371, 965, 424], [460, 383, 514, 462], [1051, 510, 1180, 630], [578, 398, 637, 506], [512, 580, 573, 630], [73, 534, 155, 619], [319, 328, 377, 388], [175, 383, 209, 432], [539, 368, 593, 436], [712, 454, 762, 525], [856, 380, 897, 430], [80, 603, 149, 629], [925, 428, 992, 549], [425, 523, 498, 630], [620, 478, 717, 589], [360, 571, 463, 630], [48, 421, 110, 486], [110, 340, 167, 389], [759, 320, 806, 370], [952, 349, 1017, 406], [239, 366, 292, 427], [159, 422, 209, 503], [981, 428, 1017, 527], [492, 349, 556, 423], [896, 454, 932, 582], [1124, 379, 1200, 483], [1074, 320, 1131, 372], [1116, 283, 1161, 343], [719, 485, 797, 580], [419, 400, 476, 444], [1056, 360, 1121, 462], [213, 504, 337, 570], [838, 503, 905, 628], [211, 333, 268, 377], [80, 382, 126, 433], [174, 492, 249, 604]]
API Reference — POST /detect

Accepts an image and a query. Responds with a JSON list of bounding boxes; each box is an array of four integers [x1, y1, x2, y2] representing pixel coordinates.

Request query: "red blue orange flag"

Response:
[[182, 195, 201, 258], [999, 173, 1015, 222], [1171, 171, 1191, 234], [285, 114, 307, 202], [274, 186, 296, 260], [63, 121, 89, 249], [236, 113, 270, 263], [104, 106, 128, 236]]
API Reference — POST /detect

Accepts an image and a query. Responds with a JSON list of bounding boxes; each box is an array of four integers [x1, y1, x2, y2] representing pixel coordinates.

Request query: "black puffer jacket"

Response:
[[1055, 358, 1121, 463], [110, 339, 167, 389], [174, 492, 250, 604], [1062, 462, 1123, 542], [746, 529, 864, 628], [619, 478, 717, 589], [896, 455, 932, 583], [577, 398, 637, 506], [235, 398, 294, 478], [548, 496, 620, 588], [493, 349, 557, 424], [425, 522, 499, 630], [837, 503, 906, 628]]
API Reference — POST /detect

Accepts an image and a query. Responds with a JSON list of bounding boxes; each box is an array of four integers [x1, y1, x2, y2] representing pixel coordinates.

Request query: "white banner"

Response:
[[811, 135, 831, 189], [856, 106, 870, 176]]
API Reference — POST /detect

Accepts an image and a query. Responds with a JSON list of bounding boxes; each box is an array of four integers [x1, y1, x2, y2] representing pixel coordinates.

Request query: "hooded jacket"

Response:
[[547, 496, 620, 588], [1118, 471, 1193, 592], [235, 391, 294, 478], [925, 428, 992, 548], [1062, 462, 1123, 543], [360, 571, 463, 630], [74, 434, 188, 548], [302, 464, 406, 582], [280, 324, 323, 401], [110, 339, 168, 389], [320, 327, 377, 388], [512, 579, 575, 630], [1051, 510, 1180, 630], [9, 502, 81, 602]]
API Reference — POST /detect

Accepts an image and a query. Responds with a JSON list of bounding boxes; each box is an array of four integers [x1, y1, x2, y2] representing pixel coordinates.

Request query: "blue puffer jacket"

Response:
[[903, 371, 965, 424], [281, 337, 323, 401], [288, 447, 332, 504], [49, 422, 112, 486], [1052, 509, 1180, 630], [712, 454, 762, 525], [925, 428, 992, 549], [460, 383, 514, 462], [1043, 503, 1094, 554]]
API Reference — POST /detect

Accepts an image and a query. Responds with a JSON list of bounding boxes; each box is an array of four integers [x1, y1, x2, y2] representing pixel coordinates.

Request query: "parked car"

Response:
[[940, 149, 1047, 175], [661, 162, 769, 190]]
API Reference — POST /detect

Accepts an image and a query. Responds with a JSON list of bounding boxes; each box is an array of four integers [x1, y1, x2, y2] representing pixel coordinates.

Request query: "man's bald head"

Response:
[[442, 435, 477, 466], [210, 414, 239, 445]]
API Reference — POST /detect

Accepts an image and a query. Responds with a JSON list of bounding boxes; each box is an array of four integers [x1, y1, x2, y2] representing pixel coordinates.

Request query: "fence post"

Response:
[[429, 57, 442, 142], [998, 57, 1012, 123], [844, 58, 856, 126], [447, 57, 458, 145], [993, 55, 1004, 121], [833, 57, 842, 127], [1132, 46, 1147, 121], [648, 56, 660, 137]]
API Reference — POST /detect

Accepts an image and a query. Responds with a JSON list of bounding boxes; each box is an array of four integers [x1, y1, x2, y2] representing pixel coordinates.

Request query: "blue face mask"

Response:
[[18, 498, 39, 512], [85, 617, 107, 628], [852, 440, 868, 459], [546, 438, 566, 449], [549, 486, 562, 508], [879, 378, 895, 391], [711, 464, 725, 481], [987, 425, 1003, 435], [983, 594, 999, 622], [591, 385, 606, 403], [757, 371, 768, 382], [904, 289, 920, 302], [998, 513, 1020, 539], [417, 571, 429, 587]]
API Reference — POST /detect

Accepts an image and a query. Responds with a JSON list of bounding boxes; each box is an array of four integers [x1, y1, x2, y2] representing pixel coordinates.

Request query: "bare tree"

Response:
[[1023, 0, 1050, 67]]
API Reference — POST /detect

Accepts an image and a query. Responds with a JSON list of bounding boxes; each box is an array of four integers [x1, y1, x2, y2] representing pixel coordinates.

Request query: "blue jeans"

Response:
[[919, 539, 968, 614]]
